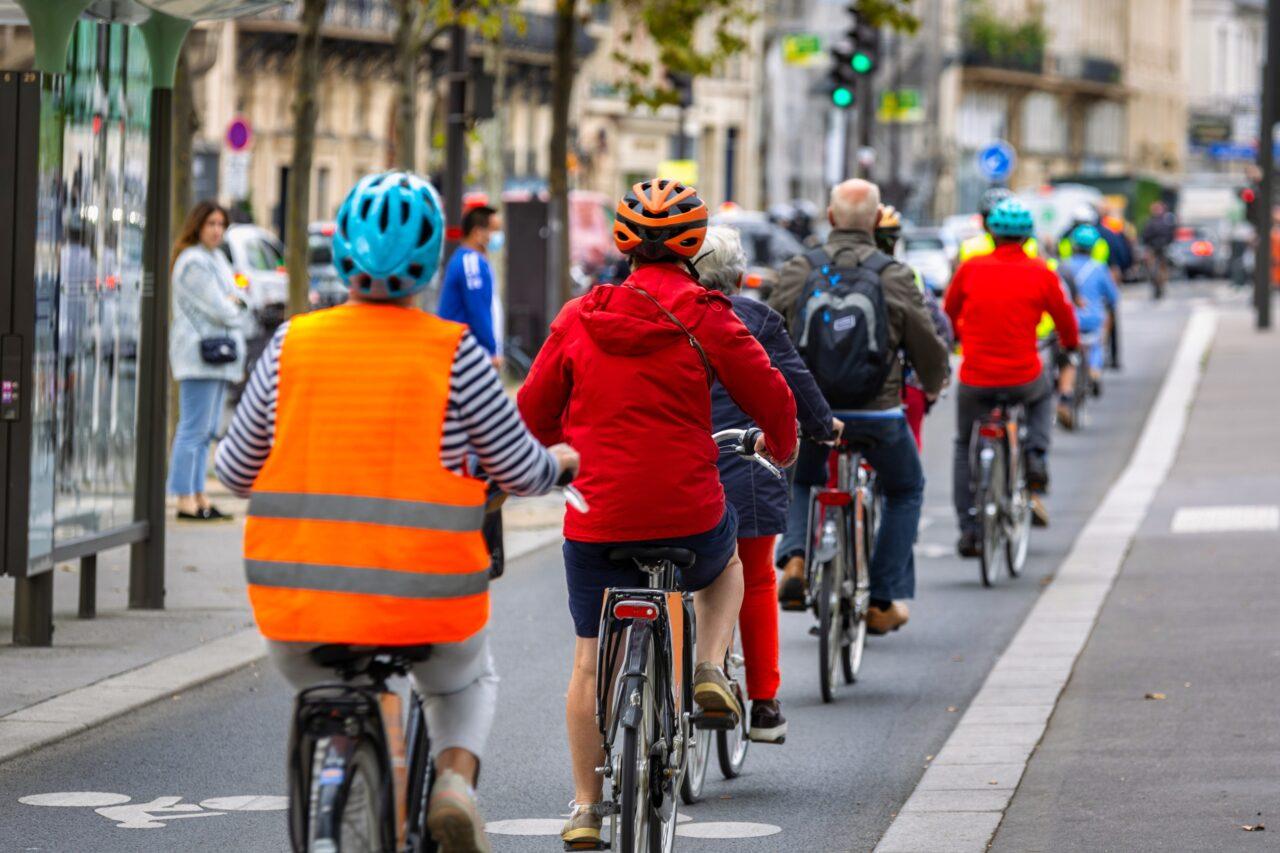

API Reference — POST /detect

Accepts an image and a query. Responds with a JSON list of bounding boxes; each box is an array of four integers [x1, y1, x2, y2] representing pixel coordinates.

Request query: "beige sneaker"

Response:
[[693, 661, 743, 721], [865, 601, 910, 635], [426, 769, 491, 853], [561, 801, 607, 850]]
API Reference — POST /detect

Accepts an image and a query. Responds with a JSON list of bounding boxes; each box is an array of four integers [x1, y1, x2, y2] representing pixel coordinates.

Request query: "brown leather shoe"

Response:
[[778, 555, 808, 611], [865, 602, 909, 635]]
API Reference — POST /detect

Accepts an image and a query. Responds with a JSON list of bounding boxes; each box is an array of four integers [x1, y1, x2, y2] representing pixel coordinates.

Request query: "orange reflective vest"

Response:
[[244, 303, 489, 645]]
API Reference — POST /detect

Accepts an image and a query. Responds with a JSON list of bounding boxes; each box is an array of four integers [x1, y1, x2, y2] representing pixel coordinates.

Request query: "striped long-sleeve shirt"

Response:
[[214, 321, 558, 498]]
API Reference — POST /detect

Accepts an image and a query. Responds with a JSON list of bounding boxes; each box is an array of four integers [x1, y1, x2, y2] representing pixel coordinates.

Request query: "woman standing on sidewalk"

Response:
[[697, 226, 839, 743], [168, 200, 248, 522]]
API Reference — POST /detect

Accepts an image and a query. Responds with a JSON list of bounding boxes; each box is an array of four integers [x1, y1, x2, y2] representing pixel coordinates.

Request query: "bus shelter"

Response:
[[0, 0, 283, 645]]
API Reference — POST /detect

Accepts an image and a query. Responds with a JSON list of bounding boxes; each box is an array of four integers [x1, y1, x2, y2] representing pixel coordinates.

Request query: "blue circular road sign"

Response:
[[977, 140, 1016, 182]]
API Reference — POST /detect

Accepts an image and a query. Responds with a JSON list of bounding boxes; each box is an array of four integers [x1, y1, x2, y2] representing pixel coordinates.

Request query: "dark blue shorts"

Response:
[[563, 506, 739, 638]]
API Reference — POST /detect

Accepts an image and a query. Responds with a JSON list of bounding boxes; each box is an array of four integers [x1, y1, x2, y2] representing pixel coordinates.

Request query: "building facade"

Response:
[[1185, 0, 1266, 173]]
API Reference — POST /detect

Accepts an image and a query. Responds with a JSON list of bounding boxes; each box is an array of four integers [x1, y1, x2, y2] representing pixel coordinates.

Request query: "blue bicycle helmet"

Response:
[[1068, 223, 1101, 252], [332, 171, 445, 300], [986, 199, 1034, 239]]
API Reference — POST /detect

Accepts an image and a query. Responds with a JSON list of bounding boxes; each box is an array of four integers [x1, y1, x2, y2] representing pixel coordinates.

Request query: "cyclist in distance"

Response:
[[517, 179, 798, 848], [215, 172, 579, 853], [769, 180, 949, 635], [945, 199, 1079, 556], [696, 225, 841, 744], [1058, 224, 1119, 407]]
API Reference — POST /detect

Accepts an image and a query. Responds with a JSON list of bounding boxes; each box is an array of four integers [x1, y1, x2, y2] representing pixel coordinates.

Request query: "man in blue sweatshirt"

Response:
[[439, 204, 504, 367]]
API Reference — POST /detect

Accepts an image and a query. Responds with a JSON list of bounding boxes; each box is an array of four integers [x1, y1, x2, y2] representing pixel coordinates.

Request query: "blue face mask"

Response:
[[487, 231, 505, 254]]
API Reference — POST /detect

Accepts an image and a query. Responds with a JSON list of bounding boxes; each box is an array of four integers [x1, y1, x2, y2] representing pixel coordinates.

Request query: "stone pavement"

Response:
[[990, 303, 1280, 851], [0, 484, 566, 760]]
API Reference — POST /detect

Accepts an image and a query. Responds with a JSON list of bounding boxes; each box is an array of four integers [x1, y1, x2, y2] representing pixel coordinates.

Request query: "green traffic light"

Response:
[[851, 52, 873, 74], [832, 86, 854, 108]]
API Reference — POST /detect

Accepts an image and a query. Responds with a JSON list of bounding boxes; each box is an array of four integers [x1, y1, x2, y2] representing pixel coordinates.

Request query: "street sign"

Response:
[[224, 151, 251, 200], [658, 159, 698, 187], [877, 89, 924, 124], [977, 140, 1015, 182], [225, 115, 252, 152], [782, 34, 823, 66]]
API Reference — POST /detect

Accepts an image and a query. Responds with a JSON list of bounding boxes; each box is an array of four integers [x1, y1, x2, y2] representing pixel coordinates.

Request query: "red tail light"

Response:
[[743, 272, 763, 289], [816, 490, 853, 507], [978, 423, 1004, 439], [1190, 240, 1213, 257], [613, 600, 659, 621]]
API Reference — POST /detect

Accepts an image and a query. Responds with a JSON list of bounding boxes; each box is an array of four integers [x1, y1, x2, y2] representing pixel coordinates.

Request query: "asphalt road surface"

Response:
[[0, 288, 1207, 852]]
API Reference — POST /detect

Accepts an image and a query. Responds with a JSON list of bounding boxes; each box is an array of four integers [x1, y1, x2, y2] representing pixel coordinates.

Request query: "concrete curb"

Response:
[[875, 305, 1219, 853], [0, 526, 566, 766]]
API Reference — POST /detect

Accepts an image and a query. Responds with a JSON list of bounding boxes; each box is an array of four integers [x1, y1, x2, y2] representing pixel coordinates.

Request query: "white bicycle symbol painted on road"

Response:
[[19, 791, 286, 830]]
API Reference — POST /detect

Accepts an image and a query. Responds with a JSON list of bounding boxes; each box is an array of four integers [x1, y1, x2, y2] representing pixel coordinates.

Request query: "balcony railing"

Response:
[[251, 0, 396, 33], [961, 45, 1044, 75]]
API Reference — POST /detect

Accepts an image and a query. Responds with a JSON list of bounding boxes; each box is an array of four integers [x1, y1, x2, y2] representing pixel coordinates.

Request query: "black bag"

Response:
[[793, 247, 893, 409], [200, 336, 238, 365]]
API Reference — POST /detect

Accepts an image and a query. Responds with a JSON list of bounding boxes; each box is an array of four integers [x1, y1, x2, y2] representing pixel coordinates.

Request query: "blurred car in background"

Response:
[[711, 210, 806, 300], [1167, 222, 1231, 278], [900, 227, 955, 294], [220, 224, 288, 334], [306, 222, 350, 308]]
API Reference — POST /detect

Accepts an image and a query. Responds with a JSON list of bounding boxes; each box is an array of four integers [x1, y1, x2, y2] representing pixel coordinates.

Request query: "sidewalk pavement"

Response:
[[991, 303, 1280, 850], [0, 487, 567, 762]]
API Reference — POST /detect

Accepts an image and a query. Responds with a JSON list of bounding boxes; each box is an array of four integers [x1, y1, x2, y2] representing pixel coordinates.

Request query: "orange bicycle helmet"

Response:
[[614, 178, 709, 263]]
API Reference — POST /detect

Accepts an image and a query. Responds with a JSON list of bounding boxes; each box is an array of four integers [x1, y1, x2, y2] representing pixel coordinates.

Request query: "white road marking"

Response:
[[19, 792, 131, 808], [877, 306, 1219, 853], [199, 795, 288, 811], [675, 821, 783, 839], [1170, 505, 1279, 534], [485, 818, 565, 835], [915, 543, 951, 559], [95, 797, 223, 829]]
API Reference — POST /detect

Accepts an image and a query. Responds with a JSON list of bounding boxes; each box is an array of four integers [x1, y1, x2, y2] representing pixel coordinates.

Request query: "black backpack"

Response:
[[793, 247, 894, 409]]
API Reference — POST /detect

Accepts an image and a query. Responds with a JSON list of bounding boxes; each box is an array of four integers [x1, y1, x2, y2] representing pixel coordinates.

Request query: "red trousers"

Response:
[[737, 534, 780, 701]]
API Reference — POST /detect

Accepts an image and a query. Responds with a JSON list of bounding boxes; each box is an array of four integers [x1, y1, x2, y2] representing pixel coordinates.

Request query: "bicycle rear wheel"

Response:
[[844, 497, 872, 684], [1005, 449, 1031, 578], [617, 676, 653, 853], [978, 442, 1006, 588], [680, 711, 710, 803], [336, 742, 385, 853], [716, 630, 750, 777], [817, 557, 842, 703]]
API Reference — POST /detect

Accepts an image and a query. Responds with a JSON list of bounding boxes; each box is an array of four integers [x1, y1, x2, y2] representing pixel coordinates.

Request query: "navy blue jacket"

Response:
[[713, 296, 833, 537]]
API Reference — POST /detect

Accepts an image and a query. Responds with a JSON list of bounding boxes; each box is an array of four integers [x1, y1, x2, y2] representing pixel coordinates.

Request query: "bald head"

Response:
[[829, 179, 881, 232]]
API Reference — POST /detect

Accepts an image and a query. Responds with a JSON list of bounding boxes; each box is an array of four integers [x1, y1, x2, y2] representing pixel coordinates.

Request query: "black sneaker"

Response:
[[777, 575, 807, 611], [749, 699, 787, 744], [957, 528, 982, 558], [1025, 452, 1049, 493]]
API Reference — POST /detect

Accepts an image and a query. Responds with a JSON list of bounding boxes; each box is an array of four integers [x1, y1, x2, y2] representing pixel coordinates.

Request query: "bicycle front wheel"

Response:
[[817, 558, 842, 703], [717, 629, 750, 777]]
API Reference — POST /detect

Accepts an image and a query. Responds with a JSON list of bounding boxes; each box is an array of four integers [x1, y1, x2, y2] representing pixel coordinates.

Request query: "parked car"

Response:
[[219, 224, 288, 334], [1167, 222, 1231, 279], [306, 221, 349, 308], [900, 227, 954, 295], [711, 210, 806, 300]]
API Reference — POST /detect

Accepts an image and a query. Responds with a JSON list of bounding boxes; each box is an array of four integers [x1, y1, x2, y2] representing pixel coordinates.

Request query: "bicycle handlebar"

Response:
[[712, 427, 784, 479]]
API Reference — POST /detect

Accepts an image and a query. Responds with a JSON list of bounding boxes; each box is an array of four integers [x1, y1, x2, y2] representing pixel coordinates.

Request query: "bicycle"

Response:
[[288, 479, 587, 853], [802, 434, 877, 704], [970, 399, 1032, 587], [583, 428, 777, 852]]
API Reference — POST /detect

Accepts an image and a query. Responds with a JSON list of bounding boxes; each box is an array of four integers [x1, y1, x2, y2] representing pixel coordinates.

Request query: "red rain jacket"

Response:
[[517, 263, 798, 543]]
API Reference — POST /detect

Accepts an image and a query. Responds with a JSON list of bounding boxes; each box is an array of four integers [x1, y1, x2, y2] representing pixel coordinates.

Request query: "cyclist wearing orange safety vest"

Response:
[[216, 172, 578, 853]]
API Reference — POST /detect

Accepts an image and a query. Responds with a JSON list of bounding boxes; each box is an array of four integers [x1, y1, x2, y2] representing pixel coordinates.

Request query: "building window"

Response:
[[1020, 92, 1066, 154], [1084, 101, 1124, 159], [316, 166, 331, 221], [957, 91, 1008, 149]]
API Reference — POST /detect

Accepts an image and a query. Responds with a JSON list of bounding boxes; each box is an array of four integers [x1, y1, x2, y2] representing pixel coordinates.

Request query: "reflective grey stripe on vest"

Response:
[[797, 291, 880, 352], [249, 492, 484, 532], [246, 560, 489, 599]]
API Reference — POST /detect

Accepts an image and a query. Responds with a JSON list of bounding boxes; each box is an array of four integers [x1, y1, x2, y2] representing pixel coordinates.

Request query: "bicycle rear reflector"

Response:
[[613, 600, 660, 621], [979, 423, 1004, 439]]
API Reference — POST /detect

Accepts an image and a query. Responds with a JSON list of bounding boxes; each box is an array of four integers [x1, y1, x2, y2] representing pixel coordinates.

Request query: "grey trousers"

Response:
[[952, 375, 1053, 528], [267, 630, 499, 759]]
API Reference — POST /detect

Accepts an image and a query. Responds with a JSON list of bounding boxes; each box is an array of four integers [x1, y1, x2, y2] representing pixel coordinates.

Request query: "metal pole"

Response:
[[857, 66, 874, 179], [1255, 0, 1278, 329], [129, 85, 172, 609], [443, 24, 468, 263], [78, 553, 96, 619], [14, 571, 52, 646]]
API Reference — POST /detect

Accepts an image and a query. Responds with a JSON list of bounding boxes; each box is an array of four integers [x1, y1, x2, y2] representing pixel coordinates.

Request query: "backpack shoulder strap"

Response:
[[860, 250, 895, 276], [804, 247, 831, 274]]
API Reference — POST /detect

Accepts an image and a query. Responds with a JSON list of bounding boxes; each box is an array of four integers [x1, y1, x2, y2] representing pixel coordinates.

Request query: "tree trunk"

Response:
[[286, 0, 327, 317], [548, 0, 576, 306], [392, 0, 417, 171], [171, 47, 194, 243]]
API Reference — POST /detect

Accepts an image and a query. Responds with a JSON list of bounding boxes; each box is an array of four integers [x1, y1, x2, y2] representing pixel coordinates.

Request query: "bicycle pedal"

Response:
[[564, 841, 608, 852], [691, 711, 738, 731], [808, 625, 819, 637]]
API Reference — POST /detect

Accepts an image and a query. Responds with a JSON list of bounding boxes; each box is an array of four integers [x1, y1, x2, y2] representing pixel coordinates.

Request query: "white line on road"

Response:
[[875, 305, 1219, 853], [1170, 504, 1279, 533]]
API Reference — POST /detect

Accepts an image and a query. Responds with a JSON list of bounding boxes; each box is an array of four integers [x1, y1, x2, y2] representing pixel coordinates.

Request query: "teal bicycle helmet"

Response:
[[332, 171, 445, 300], [1068, 223, 1101, 252], [987, 199, 1034, 239]]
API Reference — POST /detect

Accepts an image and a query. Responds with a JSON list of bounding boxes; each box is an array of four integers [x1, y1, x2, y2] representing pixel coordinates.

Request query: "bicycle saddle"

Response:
[[308, 643, 433, 669], [607, 546, 697, 569]]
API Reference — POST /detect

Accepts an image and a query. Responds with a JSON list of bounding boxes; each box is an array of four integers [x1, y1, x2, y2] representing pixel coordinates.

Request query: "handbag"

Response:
[[200, 336, 238, 365]]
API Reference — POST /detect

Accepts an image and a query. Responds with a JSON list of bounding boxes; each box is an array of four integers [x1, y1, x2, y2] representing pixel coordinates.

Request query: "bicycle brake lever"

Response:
[[562, 484, 590, 514], [751, 454, 784, 479]]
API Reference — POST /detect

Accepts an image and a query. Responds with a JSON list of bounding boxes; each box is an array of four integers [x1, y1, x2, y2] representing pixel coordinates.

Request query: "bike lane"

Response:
[[0, 292, 1200, 852]]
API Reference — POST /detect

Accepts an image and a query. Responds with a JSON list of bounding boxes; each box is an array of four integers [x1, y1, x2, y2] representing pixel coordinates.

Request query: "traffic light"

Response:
[[829, 46, 856, 108], [1241, 185, 1259, 222], [851, 22, 880, 75]]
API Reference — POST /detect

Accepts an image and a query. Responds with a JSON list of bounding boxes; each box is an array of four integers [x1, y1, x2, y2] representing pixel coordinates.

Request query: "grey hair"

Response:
[[693, 226, 748, 294], [829, 179, 880, 231]]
